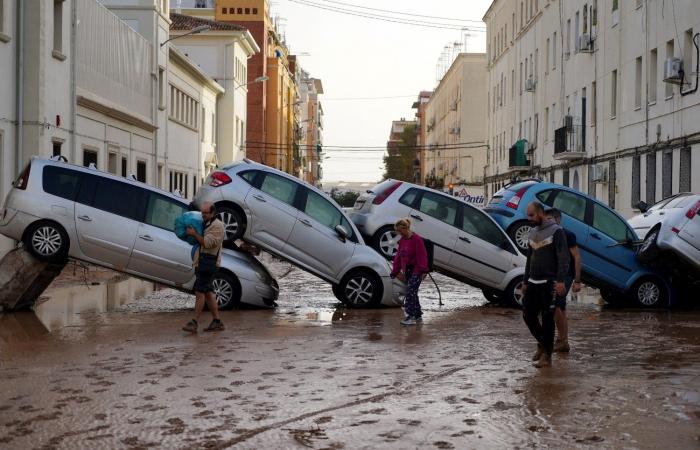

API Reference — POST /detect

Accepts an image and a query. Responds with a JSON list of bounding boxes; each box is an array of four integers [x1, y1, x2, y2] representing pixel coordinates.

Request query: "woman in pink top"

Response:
[[391, 218, 429, 325]]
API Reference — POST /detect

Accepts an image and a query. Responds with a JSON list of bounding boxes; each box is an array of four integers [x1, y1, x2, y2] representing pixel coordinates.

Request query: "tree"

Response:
[[383, 123, 417, 181]]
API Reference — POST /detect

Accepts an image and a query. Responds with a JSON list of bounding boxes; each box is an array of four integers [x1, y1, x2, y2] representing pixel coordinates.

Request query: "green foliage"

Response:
[[330, 188, 360, 207], [424, 173, 444, 190], [383, 123, 418, 182]]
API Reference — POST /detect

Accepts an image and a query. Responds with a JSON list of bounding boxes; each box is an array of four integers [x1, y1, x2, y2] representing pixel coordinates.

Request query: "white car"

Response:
[[192, 160, 404, 308], [629, 193, 700, 271]]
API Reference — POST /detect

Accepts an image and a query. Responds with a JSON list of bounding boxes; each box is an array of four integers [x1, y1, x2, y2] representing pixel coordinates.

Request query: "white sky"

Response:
[[273, 0, 491, 183]]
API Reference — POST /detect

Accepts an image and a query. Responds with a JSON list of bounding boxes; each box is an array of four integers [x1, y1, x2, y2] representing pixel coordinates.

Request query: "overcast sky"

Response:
[[273, 0, 491, 183]]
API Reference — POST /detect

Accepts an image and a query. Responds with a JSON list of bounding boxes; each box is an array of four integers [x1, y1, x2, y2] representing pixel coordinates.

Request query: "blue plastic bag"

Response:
[[174, 211, 204, 246]]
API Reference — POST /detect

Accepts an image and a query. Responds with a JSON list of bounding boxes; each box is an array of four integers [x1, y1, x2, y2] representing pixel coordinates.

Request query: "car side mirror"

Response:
[[335, 224, 349, 240], [636, 201, 649, 213]]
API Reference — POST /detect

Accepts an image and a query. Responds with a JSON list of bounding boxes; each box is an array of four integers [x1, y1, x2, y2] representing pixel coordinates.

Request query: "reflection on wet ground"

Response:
[[0, 265, 699, 449]]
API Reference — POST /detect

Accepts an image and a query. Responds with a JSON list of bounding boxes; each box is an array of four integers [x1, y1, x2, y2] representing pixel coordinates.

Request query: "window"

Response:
[[108, 152, 117, 174], [611, 70, 617, 118], [137, 160, 146, 183], [144, 193, 188, 232], [461, 206, 509, 249], [592, 203, 628, 242], [666, 40, 674, 98], [245, 7, 250, 14], [42, 166, 80, 200], [566, 19, 571, 56], [583, 4, 588, 33], [417, 192, 458, 226], [646, 153, 656, 204], [91, 178, 144, 220], [121, 157, 128, 178], [649, 49, 657, 103], [591, 81, 597, 124], [253, 8, 258, 14], [303, 189, 344, 230], [399, 188, 419, 207], [635, 56, 642, 109], [552, 32, 557, 69], [552, 190, 587, 221], [685, 29, 694, 81], [83, 148, 97, 168], [608, 160, 616, 209], [158, 68, 165, 109], [680, 147, 691, 193], [52, 141, 62, 157], [260, 173, 298, 205], [238, 170, 258, 185], [631, 155, 641, 207], [221, 7, 227, 14], [575, 11, 580, 53], [662, 150, 673, 199], [169, 84, 199, 129], [546, 38, 550, 73], [237, 8, 242, 14], [611, 0, 619, 26], [0, 1, 4, 35], [53, 0, 64, 54], [169, 170, 186, 196]]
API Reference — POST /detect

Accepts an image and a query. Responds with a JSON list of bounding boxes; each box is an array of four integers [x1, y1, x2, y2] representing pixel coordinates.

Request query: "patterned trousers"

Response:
[[404, 268, 423, 318]]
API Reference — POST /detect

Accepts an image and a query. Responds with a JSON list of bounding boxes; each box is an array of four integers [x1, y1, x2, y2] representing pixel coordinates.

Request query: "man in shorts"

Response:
[[545, 208, 582, 352], [182, 202, 225, 333]]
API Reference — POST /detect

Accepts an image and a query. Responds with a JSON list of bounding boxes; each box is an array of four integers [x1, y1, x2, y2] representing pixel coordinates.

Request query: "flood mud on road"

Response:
[[0, 260, 699, 449]]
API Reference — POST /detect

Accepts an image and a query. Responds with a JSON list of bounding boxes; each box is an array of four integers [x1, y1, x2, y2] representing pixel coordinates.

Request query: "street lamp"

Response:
[[160, 25, 211, 47], [234, 76, 269, 90]]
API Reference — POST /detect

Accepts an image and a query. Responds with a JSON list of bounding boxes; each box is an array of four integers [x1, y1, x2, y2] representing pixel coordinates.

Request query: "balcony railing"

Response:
[[554, 125, 586, 160]]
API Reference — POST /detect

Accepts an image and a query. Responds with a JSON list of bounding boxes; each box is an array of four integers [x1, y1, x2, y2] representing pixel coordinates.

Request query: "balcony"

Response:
[[553, 125, 586, 160], [508, 139, 530, 169]]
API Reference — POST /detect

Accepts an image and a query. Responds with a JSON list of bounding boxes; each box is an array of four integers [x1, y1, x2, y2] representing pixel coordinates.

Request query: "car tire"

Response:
[[24, 220, 69, 263], [331, 284, 343, 301], [212, 271, 241, 310], [501, 276, 525, 307], [217, 206, 245, 241], [481, 288, 502, 303], [372, 226, 399, 260], [637, 227, 660, 263], [629, 277, 667, 308], [339, 270, 383, 308], [508, 221, 532, 253]]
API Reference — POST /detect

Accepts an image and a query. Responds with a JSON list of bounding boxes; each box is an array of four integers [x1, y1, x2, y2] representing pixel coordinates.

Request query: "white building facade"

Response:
[[484, 0, 700, 218], [424, 53, 488, 190]]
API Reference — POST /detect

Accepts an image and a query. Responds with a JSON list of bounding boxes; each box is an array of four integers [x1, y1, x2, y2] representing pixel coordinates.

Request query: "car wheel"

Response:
[[217, 206, 245, 241], [481, 288, 502, 303], [340, 270, 383, 308], [630, 277, 667, 308], [212, 271, 241, 310], [637, 227, 660, 263], [24, 221, 69, 263], [508, 221, 532, 253], [502, 276, 525, 307], [332, 284, 344, 301], [372, 226, 399, 260]]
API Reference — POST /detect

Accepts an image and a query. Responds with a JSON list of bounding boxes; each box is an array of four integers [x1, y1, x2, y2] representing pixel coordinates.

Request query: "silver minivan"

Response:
[[349, 180, 526, 305], [0, 157, 279, 309], [192, 160, 404, 308]]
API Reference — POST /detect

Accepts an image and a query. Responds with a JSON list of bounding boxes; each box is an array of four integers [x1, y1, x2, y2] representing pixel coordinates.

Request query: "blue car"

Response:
[[484, 180, 671, 307]]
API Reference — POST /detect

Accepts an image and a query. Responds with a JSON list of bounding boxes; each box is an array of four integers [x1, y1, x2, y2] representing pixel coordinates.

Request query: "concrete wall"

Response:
[[0, 0, 16, 255]]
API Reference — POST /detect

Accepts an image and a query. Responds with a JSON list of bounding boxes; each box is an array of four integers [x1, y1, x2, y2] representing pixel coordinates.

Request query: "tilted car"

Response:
[[629, 193, 700, 273], [192, 160, 404, 308], [348, 180, 526, 305], [484, 180, 672, 307], [0, 157, 278, 310]]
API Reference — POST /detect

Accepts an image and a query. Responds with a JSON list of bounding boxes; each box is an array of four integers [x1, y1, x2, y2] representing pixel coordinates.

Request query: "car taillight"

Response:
[[686, 199, 700, 219], [209, 171, 232, 187], [14, 164, 31, 190], [505, 186, 530, 209], [372, 181, 403, 205]]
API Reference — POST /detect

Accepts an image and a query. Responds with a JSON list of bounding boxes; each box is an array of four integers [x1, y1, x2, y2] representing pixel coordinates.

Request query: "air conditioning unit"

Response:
[[579, 34, 593, 52], [592, 164, 608, 183], [564, 115, 574, 130], [524, 78, 536, 92], [663, 57, 683, 84]]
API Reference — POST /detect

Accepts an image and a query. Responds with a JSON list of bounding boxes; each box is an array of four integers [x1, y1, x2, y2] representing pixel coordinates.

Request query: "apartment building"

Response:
[[294, 63, 324, 186], [412, 91, 432, 184], [424, 53, 488, 189], [484, 0, 700, 218]]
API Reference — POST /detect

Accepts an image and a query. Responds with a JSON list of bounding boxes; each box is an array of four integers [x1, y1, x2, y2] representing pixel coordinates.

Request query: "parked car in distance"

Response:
[[192, 160, 404, 308], [484, 180, 672, 307], [0, 157, 279, 310], [348, 180, 526, 305], [629, 193, 700, 273]]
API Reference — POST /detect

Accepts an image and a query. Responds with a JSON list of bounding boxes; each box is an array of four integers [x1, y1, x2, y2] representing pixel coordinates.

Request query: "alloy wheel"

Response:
[[213, 277, 234, 308], [512, 279, 525, 306], [218, 211, 239, 240], [637, 281, 660, 306], [514, 225, 531, 250], [32, 226, 63, 256], [344, 276, 375, 306], [379, 230, 399, 258]]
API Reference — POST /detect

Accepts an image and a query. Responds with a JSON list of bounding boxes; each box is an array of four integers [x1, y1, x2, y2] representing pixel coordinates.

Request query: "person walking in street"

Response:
[[390, 218, 429, 326], [521, 202, 570, 368], [182, 202, 226, 333], [545, 208, 582, 353]]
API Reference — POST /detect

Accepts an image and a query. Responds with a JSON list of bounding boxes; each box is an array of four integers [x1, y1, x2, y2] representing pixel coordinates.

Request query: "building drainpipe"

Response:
[[15, 0, 25, 177], [70, 0, 77, 163]]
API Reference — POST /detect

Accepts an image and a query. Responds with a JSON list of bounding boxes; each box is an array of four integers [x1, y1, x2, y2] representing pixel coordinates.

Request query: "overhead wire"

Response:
[[312, 0, 486, 24]]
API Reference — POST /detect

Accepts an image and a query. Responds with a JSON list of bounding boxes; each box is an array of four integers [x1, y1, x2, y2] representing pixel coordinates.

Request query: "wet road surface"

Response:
[[1, 260, 699, 449]]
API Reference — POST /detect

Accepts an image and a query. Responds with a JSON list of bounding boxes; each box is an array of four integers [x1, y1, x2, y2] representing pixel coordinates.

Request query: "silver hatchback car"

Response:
[[192, 160, 404, 308], [348, 180, 526, 305], [0, 157, 279, 309]]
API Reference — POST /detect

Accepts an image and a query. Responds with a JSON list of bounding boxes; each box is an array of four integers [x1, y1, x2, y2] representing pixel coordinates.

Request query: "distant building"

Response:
[[291, 59, 324, 187], [412, 91, 432, 184]]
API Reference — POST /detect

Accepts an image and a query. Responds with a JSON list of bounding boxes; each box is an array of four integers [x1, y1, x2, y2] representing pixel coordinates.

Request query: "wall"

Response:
[[0, 0, 16, 255]]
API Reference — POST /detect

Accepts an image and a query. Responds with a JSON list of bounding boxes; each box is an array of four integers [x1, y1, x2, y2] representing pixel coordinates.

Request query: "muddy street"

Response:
[[0, 260, 699, 449]]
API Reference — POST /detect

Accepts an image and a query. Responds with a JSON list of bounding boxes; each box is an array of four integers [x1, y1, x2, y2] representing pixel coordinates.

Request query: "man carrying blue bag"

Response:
[[178, 202, 226, 333]]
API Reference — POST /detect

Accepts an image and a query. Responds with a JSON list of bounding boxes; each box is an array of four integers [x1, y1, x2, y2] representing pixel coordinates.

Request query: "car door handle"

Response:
[[459, 236, 471, 243], [139, 235, 153, 242], [591, 233, 601, 240], [78, 215, 92, 222], [299, 219, 312, 227], [410, 214, 423, 221], [252, 194, 267, 202]]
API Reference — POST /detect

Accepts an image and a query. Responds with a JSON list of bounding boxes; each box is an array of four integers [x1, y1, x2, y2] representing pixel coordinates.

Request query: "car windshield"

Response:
[[647, 194, 685, 211]]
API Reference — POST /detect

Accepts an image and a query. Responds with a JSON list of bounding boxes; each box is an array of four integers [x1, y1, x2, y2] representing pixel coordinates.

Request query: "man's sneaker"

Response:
[[182, 319, 198, 333], [532, 344, 544, 361], [204, 320, 225, 332], [553, 340, 570, 353], [533, 353, 552, 368], [414, 316, 423, 323], [401, 317, 417, 325]]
